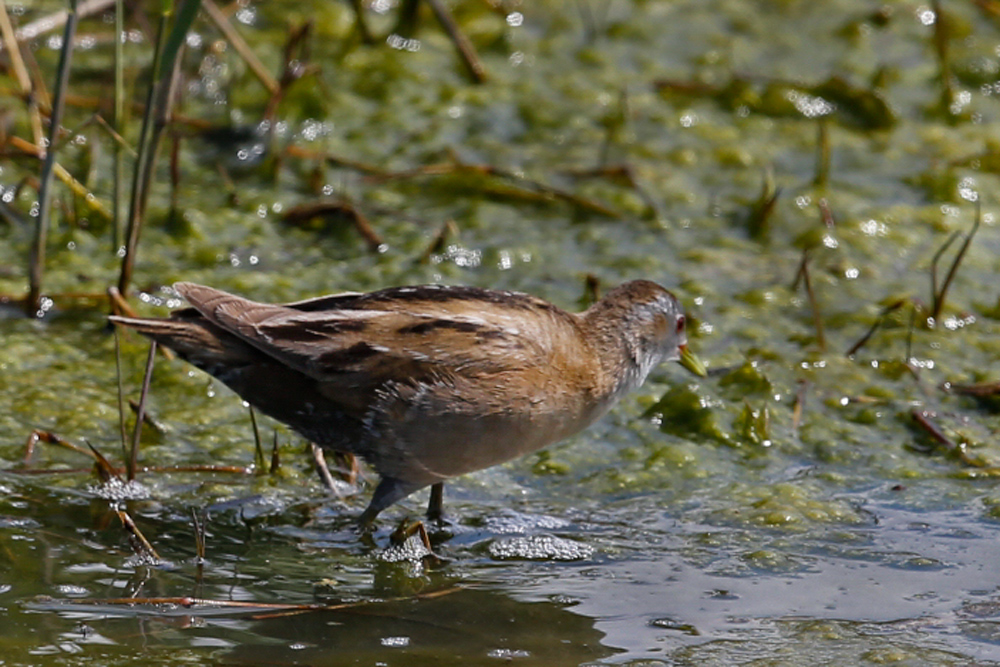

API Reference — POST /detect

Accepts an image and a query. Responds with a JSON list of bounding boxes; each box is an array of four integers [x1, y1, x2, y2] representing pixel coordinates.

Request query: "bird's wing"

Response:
[[174, 282, 561, 385]]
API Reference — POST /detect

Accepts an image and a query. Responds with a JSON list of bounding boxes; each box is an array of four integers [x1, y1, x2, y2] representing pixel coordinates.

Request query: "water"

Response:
[[2, 0, 1000, 664]]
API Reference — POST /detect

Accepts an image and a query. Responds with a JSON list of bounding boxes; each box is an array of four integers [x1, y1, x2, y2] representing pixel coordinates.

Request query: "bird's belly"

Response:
[[369, 398, 611, 483]]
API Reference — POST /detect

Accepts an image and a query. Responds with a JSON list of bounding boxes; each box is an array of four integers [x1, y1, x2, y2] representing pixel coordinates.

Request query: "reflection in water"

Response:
[[220, 588, 614, 667]]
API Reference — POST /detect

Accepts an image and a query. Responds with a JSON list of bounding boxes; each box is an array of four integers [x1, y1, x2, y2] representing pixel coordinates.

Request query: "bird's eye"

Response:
[[675, 315, 685, 334]]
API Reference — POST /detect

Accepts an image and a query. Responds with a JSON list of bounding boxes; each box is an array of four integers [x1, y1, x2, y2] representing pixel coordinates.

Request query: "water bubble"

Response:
[[380, 637, 410, 648], [386, 34, 420, 52], [235, 6, 256, 25], [958, 178, 978, 202]]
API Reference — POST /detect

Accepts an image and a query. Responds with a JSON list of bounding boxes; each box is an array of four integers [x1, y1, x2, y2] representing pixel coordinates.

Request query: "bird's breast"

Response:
[[362, 367, 616, 483]]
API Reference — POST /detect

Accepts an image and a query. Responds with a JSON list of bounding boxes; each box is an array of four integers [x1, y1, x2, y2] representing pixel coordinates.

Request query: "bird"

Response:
[[109, 280, 703, 527]]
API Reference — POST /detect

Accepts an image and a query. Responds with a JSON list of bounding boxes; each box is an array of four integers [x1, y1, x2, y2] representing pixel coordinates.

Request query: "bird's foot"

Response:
[[390, 517, 431, 549], [389, 518, 450, 565]]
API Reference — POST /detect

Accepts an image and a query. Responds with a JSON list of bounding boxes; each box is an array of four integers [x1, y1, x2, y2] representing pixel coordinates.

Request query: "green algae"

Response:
[[1, 0, 1000, 665]]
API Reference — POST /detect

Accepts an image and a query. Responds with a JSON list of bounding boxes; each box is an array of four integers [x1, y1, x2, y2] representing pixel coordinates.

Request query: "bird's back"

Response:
[[111, 283, 607, 483]]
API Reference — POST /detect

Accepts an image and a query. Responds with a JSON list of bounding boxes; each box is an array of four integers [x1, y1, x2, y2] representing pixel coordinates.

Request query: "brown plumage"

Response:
[[109, 280, 694, 525]]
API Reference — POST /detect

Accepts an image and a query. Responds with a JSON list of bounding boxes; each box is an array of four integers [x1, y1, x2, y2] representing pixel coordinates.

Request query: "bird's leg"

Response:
[[356, 476, 423, 530], [332, 451, 359, 485], [311, 445, 358, 496], [426, 482, 445, 523]]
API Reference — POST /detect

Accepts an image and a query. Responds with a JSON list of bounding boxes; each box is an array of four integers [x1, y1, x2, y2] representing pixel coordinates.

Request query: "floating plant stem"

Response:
[[817, 197, 835, 228], [394, 0, 420, 36], [282, 200, 385, 252], [263, 21, 313, 123], [813, 117, 830, 187], [905, 302, 917, 362], [931, 200, 980, 321], [128, 399, 166, 433], [792, 380, 808, 440], [249, 406, 264, 471], [128, 340, 157, 481], [845, 299, 905, 357], [201, 0, 279, 94], [911, 409, 955, 449], [23, 429, 92, 465], [270, 431, 280, 474], [418, 219, 458, 264], [597, 88, 628, 167], [425, 0, 487, 83], [86, 441, 122, 484], [747, 168, 779, 240], [947, 381, 1000, 397], [348, 0, 374, 43], [910, 409, 983, 467], [930, 229, 961, 312], [191, 508, 207, 564], [117, 509, 161, 563], [374, 155, 623, 218], [797, 249, 826, 351], [30, 586, 462, 620], [114, 327, 128, 462], [931, 0, 955, 114]]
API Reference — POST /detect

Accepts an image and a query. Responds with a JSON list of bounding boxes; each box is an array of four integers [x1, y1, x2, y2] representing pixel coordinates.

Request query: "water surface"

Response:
[[2, 0, 1000, 664]]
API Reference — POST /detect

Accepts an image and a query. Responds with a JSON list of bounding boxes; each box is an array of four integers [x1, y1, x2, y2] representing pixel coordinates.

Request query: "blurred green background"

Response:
[[1, 1, 1000, 664]]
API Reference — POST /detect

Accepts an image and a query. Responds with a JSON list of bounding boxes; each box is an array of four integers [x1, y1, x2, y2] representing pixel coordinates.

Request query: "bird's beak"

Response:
[[677, 344, 707, 377]]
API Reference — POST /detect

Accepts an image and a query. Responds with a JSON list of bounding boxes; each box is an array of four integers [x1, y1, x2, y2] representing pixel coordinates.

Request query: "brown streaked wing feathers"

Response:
[[173, 282, 559, 387]]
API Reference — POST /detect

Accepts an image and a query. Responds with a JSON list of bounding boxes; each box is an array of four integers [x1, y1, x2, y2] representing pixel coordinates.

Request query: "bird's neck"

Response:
[[579, 307, 650, 402]]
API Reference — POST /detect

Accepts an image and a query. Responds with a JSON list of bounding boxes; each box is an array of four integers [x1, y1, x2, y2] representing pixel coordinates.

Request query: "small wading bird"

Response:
[[110, 280, 705, 527]]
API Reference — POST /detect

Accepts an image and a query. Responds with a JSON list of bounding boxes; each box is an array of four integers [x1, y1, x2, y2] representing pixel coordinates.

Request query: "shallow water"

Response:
[[2, 0, 1000, 664]]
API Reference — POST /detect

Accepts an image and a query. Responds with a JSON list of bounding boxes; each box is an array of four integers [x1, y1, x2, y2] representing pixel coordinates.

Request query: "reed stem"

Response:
[[27, 0, 79, 315]]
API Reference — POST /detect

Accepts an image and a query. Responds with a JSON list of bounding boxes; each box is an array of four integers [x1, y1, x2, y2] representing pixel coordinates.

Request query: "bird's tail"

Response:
[[109, 314, 257, 372]]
